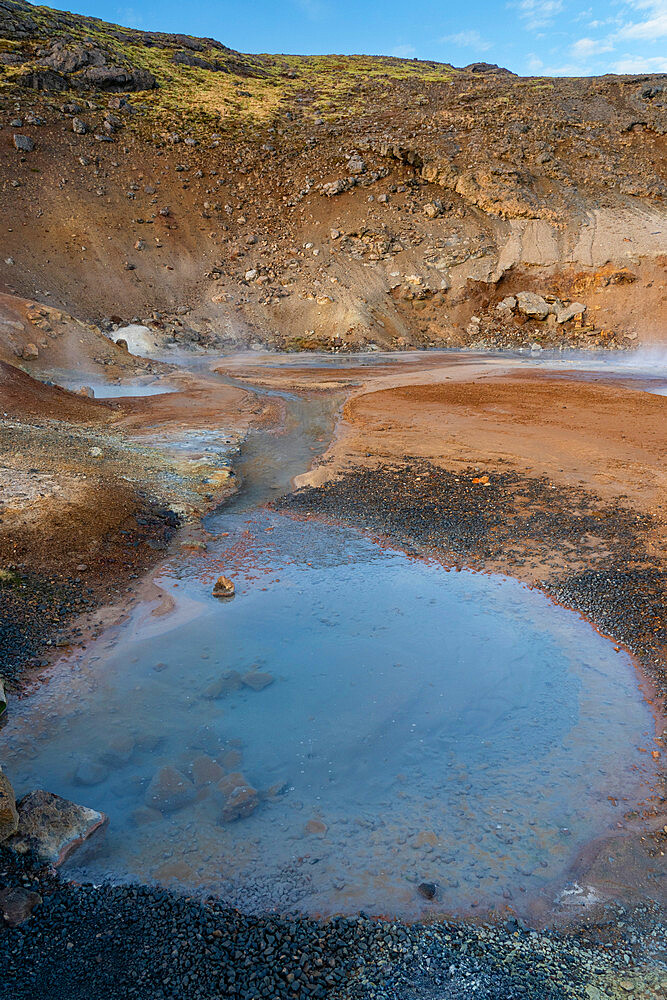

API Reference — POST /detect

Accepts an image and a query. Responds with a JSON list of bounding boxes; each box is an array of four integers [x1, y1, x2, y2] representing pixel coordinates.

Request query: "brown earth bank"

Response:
[[0, 356, 279, 686], [0, 2, 665, 357]]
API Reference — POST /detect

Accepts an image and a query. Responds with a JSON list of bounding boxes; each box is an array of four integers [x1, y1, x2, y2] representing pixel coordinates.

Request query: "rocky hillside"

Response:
[[0, 0, 665, 354]]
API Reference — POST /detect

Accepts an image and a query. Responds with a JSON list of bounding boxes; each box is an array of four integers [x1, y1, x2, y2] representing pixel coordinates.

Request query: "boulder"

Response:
[[218, 772, 258, 822], [6, 790, 107, 865], [516, 291, 551, 320], [77, 65, 157, 91], [145, 766, 196, 813], [0, 887, 42, 927], [19, 69, 69, 92], [0, 771, 19, 842], [72, 117, 87, 134]]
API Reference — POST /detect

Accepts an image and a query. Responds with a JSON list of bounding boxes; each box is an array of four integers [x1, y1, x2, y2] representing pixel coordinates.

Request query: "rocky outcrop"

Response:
[[6, 790, 107, 865], [0, 770, 19, 842]]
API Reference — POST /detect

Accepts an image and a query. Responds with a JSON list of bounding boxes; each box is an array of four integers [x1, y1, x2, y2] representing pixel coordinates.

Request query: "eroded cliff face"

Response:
[[0, 0, 665, 358]]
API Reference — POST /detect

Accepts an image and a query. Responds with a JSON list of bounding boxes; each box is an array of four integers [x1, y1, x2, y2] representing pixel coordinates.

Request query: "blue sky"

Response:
[[58, 0, 667, 76]]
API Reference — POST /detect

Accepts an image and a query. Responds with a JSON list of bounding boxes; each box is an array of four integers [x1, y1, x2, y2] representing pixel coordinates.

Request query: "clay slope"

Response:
[[0, 0, 665, 352]]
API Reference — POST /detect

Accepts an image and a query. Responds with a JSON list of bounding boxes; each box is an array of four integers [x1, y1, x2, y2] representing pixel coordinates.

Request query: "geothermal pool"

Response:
[[3, 507, 657, 918]]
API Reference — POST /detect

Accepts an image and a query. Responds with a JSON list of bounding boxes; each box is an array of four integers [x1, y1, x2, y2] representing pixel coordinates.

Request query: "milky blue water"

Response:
[[2, 510, 657, 918]]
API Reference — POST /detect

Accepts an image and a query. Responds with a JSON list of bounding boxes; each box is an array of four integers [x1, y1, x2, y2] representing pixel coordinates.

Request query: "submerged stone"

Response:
[[241, 670, 274, 691], [218, 773, 258, 822], [145, 766, 196, 813], [191, 755, 225, 787]]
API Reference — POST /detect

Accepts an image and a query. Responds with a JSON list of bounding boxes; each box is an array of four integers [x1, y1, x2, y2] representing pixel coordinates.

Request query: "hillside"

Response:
[[0, 0, 666, 356]]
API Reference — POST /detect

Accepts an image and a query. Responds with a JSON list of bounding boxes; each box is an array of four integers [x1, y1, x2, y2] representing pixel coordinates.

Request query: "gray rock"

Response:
[[6, 790, 107, 865], [516, 291, 551, 320], [555, 301, 586, 324], [13, 134, 34, 152], [72, 117, 87, 134]]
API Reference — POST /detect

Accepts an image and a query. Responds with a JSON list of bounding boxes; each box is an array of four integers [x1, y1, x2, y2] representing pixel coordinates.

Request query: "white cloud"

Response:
[[571, 36, 613, 56], [391, 44, 417, 57], [617, 0, 667, 40], [514, 0, 564, 30], [442, 29, 492, 51], [612, 53, 667, 71]]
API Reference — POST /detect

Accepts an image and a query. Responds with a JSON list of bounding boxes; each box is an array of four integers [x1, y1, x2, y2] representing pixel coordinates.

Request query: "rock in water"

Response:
[[241, 670, 274, 691], [6, 790, 107, 865], [0, 887, 42, 927], [418, 881, 437, 900], [212, 575, 235, 598], [218, 773, 258, 822], [0, 771, 19, 842], [191, 755, 225, 787], [145, 766, 196, 812]]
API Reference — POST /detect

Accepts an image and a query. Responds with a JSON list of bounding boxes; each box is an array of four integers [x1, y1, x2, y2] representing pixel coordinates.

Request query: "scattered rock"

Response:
[[0, 887, 42, 927], [22, 342, 39, 358], [6, 790, 107, 865], [72, 117, 87, 134], [145, 766, 196, 813], [212, 575, 235, 598], [347, 155, 366, 175]]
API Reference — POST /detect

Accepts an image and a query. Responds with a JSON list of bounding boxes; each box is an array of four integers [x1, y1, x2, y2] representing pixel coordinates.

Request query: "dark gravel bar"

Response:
[[279, 460, 667, 698]]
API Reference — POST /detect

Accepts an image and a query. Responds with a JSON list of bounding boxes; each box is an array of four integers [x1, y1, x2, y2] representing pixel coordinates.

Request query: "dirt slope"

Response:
[[0, 0, 665, 355]]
